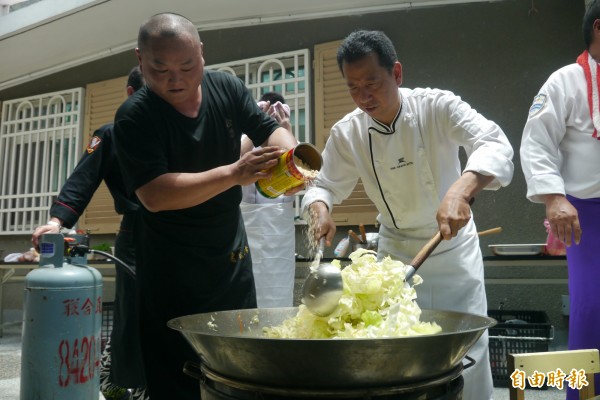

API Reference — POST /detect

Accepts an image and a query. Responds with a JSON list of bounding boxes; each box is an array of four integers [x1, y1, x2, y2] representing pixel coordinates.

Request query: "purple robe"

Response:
[[566, 195, 600, 400]]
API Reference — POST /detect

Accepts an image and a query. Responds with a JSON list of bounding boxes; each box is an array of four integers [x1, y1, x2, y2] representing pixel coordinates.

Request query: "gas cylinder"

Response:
[[20, 233, 103, 400]]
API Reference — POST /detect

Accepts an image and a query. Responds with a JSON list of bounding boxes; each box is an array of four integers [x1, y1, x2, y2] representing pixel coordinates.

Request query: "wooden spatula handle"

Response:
[[409, 231, 443, 271], [359, 223, 367, 243], [408, 198, 474, 274], [478, 227, 503, 236], [348, 229, 363, 243]]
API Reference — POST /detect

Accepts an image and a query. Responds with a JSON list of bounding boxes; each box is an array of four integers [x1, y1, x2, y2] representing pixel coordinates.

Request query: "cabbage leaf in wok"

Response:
[[263, 248, 441, 339]]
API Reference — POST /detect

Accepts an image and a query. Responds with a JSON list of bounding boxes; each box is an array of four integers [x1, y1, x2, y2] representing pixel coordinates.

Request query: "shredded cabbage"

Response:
[[263, 248, 442, 339]]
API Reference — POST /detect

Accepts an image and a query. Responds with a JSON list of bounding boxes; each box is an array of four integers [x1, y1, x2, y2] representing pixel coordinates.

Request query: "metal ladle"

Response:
[[301, 238, 343, 317]]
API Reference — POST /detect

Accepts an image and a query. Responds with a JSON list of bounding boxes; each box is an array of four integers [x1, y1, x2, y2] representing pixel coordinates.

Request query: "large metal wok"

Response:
[[168, 307, 495, 389]]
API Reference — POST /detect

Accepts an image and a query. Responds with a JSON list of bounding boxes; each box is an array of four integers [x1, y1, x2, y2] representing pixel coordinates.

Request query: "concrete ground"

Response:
[[0, 309, 570, 400]]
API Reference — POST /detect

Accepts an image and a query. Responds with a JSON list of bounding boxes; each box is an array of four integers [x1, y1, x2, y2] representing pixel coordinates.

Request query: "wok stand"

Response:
[[184, 358, 475, 399]]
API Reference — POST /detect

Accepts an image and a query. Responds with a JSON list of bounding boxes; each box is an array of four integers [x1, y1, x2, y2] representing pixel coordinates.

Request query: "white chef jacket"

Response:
[[521, 63, 600, 202], [301, 87, 514, 400], [302, 87, 514, 229]]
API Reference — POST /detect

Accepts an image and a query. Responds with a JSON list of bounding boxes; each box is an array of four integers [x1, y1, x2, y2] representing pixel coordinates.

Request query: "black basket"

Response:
[[488, 310, 553, 388], [101, 301, 114, 352]]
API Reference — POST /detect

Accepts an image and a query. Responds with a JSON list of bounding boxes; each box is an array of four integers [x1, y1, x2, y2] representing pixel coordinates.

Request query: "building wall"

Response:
[[0, 0, 585, 256]]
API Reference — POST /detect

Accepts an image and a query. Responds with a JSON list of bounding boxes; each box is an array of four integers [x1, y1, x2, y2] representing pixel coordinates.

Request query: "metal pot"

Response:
[[351, 232, 379, 252], [168, 307, 495, 389]]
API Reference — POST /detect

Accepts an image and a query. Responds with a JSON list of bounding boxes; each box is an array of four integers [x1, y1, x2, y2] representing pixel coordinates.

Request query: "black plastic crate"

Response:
[[101, 301, 114, 352], [487, 310, 554, 388]]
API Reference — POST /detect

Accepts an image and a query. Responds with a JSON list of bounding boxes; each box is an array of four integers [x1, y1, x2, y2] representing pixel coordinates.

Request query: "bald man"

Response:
[[114, 13, 298, 399]]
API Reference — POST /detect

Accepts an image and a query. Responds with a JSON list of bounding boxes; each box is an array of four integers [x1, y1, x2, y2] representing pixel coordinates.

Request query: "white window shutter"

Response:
[[313, 40, 378, 226], [78, 76, 127, 234]]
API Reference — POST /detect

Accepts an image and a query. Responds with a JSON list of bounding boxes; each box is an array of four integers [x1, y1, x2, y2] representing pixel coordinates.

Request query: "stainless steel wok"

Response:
[[168, 307, 495, 389]]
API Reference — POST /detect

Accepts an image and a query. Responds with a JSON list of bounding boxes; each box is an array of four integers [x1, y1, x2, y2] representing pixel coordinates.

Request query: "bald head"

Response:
[[138, 13, 200, 53]]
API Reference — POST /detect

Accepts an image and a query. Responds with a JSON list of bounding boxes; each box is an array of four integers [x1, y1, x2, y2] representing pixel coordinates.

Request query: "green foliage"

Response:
[[91, 243, 112, 253]]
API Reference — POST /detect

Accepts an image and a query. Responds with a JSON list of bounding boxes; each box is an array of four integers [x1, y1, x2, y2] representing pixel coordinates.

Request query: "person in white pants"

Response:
[[241, 92, 296, 308]]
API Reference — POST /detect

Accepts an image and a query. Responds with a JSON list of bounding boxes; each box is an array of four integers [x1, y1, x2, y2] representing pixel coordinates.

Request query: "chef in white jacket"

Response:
[[520, 3, 600, 398], [302, 30, 514, 400]]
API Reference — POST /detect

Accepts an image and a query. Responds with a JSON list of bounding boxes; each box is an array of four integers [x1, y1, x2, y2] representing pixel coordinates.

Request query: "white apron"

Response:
[[240, 202, 295, 308], [378, 220, 492, 400], [373, 116, 493, 400]]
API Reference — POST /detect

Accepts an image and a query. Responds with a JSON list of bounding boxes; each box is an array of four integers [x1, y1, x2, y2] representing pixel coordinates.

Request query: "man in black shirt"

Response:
[[32, 66, 148, 400], [114, 13, 298, 400]]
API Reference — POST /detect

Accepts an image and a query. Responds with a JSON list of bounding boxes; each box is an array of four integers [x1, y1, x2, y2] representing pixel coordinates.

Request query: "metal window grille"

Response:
[[0, 88, 84, 234], [206, 49, 311, 222]]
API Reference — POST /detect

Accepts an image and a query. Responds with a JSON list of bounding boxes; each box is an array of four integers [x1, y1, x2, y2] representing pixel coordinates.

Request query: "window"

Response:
[[0, 88, 83, 234], [206, 49, 311, 221]]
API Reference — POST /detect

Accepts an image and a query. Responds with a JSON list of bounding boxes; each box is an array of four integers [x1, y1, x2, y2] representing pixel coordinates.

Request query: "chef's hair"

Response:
[[127, 66, 144, 92], [336, 30, 397, 74], [583, 0, 600, 49]]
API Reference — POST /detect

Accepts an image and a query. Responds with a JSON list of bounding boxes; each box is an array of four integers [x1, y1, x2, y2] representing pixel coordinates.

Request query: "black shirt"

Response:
[[113, 70, 281, 399], [114, 70, 278, 226], [51, 123, 139, 229]]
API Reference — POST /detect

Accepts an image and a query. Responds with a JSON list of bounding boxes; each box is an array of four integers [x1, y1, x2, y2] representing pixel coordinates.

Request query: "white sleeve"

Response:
[[442, 93, 514, 190], [301, 123, 360, 215], [520, 77, 567, 203]]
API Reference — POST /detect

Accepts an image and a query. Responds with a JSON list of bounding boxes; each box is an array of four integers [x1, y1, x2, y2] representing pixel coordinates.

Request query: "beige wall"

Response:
[[0, 0, 586, 254]]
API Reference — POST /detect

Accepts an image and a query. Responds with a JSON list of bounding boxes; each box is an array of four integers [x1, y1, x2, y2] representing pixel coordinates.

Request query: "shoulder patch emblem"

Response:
[[86, 136, 102, 154], [528, 94, 547, 117]]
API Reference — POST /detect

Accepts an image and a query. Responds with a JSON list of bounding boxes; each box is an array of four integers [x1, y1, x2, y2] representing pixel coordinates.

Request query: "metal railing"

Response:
[[0, 88, 84, 234]]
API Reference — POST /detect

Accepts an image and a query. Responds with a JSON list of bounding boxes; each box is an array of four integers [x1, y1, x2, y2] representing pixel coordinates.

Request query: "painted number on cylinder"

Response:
[[58, 335, 99, 387]]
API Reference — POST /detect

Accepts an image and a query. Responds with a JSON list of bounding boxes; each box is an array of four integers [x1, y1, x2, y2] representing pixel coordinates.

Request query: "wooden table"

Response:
[[0, 260, 115, 336]]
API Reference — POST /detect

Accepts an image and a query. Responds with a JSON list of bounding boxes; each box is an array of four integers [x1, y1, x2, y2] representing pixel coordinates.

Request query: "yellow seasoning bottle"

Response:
[[255, 142, 322, 199]]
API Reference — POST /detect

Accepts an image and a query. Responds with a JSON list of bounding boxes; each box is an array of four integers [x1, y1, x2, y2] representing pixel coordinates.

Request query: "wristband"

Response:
[[47, 220, 62, 229]]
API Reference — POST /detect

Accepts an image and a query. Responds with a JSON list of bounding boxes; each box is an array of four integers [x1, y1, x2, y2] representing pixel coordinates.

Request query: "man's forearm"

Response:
[[447, 171, 495, 201], [136, 167, 237, 212]]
